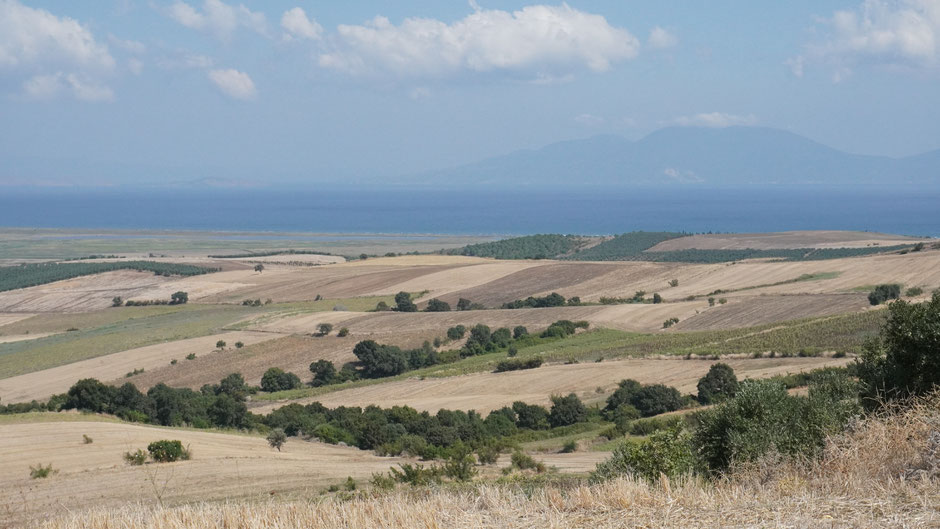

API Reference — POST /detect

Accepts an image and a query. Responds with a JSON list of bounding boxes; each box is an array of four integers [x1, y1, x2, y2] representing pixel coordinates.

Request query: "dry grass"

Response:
[[36, 395, 940, 528]]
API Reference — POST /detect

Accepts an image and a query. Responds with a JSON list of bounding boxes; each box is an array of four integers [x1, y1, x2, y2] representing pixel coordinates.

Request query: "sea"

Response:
[[1, 187, 937, 237]]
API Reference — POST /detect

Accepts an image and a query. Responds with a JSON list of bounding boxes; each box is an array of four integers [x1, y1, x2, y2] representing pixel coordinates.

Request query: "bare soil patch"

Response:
[[0, 270, 176, 313]]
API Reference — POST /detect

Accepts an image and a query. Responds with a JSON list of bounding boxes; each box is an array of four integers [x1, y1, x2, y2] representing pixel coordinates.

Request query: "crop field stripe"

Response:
[[0, 261, 218, 292]]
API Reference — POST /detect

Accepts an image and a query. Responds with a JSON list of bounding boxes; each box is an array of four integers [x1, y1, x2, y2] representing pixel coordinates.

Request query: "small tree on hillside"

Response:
[[425, 299, 451, 312], [254, 264, 265, 273], [111, 296, 123, 307], [170, 291, 189, 305], [395, 291, 417, 312], [317, 323, 334, 336], [549, 393, 586, 428], [697, 363, 739, 404], [216, 340, 226, 349], [456, 298, 472, 311], [267, 428, 287, 451]]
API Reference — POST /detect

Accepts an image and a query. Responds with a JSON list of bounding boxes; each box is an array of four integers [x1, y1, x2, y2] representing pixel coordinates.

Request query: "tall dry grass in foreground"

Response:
[[41, 396, 940, 529]]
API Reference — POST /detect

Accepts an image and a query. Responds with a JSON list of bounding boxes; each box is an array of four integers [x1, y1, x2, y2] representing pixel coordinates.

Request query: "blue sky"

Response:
[[1, 0, 939, 186]]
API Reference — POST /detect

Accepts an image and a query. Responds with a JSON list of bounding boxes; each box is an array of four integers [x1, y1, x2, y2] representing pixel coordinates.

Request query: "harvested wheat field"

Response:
[[0, 332, 58, 344], [37, 396, 940, 529], [243, 303, 707, 336], [0, 417, 406, 527], [255, 356, 848, 415], [646, 230, 930, 251], [674, 294, 871, 330], [0, 271, 178, 313], [0, 331, 282, 404], [0, 313, 36, 327], [222, 254, 345, 266]]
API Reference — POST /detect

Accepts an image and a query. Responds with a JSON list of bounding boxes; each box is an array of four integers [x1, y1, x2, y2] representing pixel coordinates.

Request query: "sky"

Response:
[[1, 0, 940, 187]]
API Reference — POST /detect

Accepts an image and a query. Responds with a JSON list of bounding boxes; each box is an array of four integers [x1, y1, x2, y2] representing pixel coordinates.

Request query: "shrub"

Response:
[[389, 463, 441, 486], [337, 327, 349, 337], [610, 404, 641, 432], [510, 451, 545, 473], [697, 363, 739, 404], [82, 434, 93, 444], [494, 357, 542, 373], [170, 291, 188, 305], [663, 317, 679, 328], [123, 449, 147, 465], [425, 298, 451, 312], [216, 340, 226, 349], [592, 427, 694, 483], [394, 291, 417, 312], [668, 279, 679, 287], [512, 326, 528, 339], [692, 377, 859, 474], [375, 301, 390, 311], [652, 293, 662, 304], [477, 445, 500, 465], [442, 452, 477, 482], [513, 401, 550, 430], [549, 393, 587, 428], [631, 384, 684, 417], [604, 379, 642, 413], [353, 340, 408, 378], [111, 296, 123, 307], [310, 360, 337, 387], [234, 341, 244, 349], [147, 440, 190, 462], [29, 463, 57, 479], [260, 368, 302, 392], [858, 291, 940, 404], [629, 415, 683, 436], [718, 298, 727, 305], [267, 428, 287, 451], [561, 440, 578, 453], [456, 298, 472, 311], [868, 283, 902, 305], [185, 353, 196, 360], [446, 325, 466, 340], [905, 286, 924, 297], [317, 323, 334, 336], [708, 297, 715, 306], [371, 472, 396, 491]]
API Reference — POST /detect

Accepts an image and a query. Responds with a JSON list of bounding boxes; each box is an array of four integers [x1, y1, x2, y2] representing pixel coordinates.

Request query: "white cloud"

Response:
[[648, 26, 678, 49], [207, 68, 256, 99], [168, 0, 268, 39], [109, 35, 146, 54], [128, 58, 144, 75], [281, 7, 323, 41], [0, 0, 114, 70], [673, 112, 758, 128], [23, 72, 114, 101], [785, 55, 805, 77], [318, 4, 640, 79], [663, 167, 703, 183], [797, 0, 940, 76]]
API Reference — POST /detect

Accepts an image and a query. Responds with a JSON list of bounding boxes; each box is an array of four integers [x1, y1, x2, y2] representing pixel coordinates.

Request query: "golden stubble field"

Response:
[[252, 356, 850, 415], [0, 417, 406, 527]]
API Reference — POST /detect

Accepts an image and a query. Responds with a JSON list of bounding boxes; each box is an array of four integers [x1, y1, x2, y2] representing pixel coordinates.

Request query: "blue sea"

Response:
[[1, 187, 937, 237]]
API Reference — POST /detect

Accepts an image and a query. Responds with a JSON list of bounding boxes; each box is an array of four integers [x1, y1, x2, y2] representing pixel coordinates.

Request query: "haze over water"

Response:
[[3, 188, 937, 237]]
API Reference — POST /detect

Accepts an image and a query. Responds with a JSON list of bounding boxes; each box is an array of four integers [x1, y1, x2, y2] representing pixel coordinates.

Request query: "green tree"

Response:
[[697, 363, 739, 404], [394, 291, 417, 312], [630, 384, 683, 417], [317, 323, 334, 336], [218, 373, 248, 400], [260, 368, 302, 392], [353, 340, 407, 378], [254, 263, 265, 273], [512, 326, 528, 339], [215, 340, 226, 349], [267, 428, 287, 451], [111, 296, 123, 307], [549, 393, 586, 428], [857, 291, 940, 403], [592, 426, 695, 482], [456, 298, 472, 311], [310, 359, 337, 387], [170, 291, 189, 305], [425, 298, 451, 312], [868, 283, 902, 306]]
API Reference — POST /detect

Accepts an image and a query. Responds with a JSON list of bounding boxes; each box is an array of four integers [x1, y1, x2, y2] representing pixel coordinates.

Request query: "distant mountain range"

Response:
[[405, 126, 940, 188]]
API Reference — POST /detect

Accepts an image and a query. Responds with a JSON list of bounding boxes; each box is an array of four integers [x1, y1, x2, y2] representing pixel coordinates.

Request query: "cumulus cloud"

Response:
[[23, 72, 113, 101], [0, 0, 115, 100], [648, 26, 678, 49], [281, 7, 323, 41], [0, 0, 114, 70], [157, 51, 214, 70], [673, 112, 758, 128], [207, 68, 256, 99], [318, 4, 640, 79], [796, 0, 940, 76], [168, 0, 268, 39]]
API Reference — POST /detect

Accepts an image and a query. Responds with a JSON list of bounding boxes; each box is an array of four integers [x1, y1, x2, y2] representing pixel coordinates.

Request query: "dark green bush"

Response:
[[494, 357, 543, 373], [260, 368, 302, 392], [696, 363, 739, 404], [147, 440, 190, 462], [549, 393, 586, 428], [868, 283, 902, 305]]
